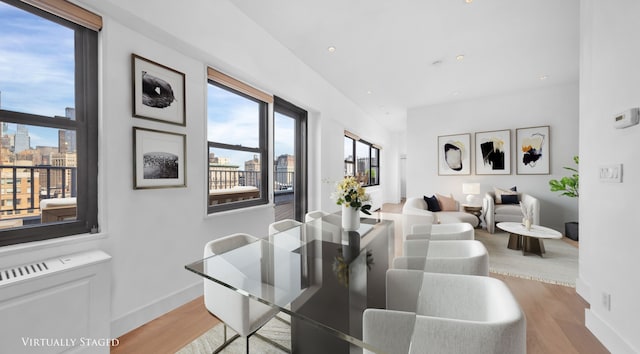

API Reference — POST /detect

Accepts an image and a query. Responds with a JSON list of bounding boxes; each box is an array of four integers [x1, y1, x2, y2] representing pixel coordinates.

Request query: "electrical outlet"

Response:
[[601, 292, 611, 311]]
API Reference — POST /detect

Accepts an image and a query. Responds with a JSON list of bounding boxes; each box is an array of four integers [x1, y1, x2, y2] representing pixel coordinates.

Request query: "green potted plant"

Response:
[[549, 156, 579, 240]]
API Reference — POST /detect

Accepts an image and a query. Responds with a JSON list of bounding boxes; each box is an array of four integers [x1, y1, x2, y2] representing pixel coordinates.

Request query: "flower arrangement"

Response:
[[333, 176, 372, 215]]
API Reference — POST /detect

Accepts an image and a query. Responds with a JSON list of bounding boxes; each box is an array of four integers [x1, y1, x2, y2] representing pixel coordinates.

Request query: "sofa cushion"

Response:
[[436, 193, 457, 211], [494, 186, 517, 204], [494, 204, 524, 216], [424, 195, 441, 212], [437, 212, 479, 227]]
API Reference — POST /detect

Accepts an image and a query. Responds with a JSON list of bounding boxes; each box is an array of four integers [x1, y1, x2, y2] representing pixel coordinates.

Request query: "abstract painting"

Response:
[[516, 126, 550, 174], [133, 127, 186, 189], [132, 54, 186, 126], [475, 129, 511, 175], [438, 133, 471, 175]]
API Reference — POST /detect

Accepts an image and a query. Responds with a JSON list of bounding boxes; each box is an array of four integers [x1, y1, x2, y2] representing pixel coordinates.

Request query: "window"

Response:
[[344, 132, 380, 187], [207, 68, 272, 213], [0, 0, 99, 247]]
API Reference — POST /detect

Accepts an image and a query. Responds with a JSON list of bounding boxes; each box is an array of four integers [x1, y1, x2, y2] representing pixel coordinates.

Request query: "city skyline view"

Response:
[[0, 2, 75, 148]]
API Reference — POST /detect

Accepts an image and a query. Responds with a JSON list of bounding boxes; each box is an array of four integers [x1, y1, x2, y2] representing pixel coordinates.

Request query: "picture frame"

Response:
[[438, 133, 471, 175], [133, 127, 186, 189], [132, 54, 186, 126], [475, 129, 511, 175], [516, 125, 550, 175]]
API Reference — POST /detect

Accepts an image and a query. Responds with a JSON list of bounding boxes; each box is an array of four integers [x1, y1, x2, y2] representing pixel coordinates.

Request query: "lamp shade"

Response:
[[462, 183, 480, 195]]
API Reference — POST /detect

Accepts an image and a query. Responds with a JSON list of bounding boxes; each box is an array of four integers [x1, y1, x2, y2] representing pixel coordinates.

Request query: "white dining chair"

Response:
[[203, 233, 287, 353], [393, 239, 489, 276], [363, 270, 526, 354]]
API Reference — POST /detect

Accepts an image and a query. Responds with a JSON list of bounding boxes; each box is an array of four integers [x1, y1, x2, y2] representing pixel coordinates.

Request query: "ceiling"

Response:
[[229, 0, 579, 132]]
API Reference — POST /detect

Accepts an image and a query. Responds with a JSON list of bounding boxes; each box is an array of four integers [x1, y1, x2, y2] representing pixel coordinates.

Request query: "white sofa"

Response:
[[403, 197, 479, 227], [483, 192, 540, 233]]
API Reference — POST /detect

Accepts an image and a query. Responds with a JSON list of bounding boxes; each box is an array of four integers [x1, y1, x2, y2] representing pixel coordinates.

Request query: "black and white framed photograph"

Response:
[[132, 54, 186, 126], [438, 133, 471, 175], [133, 127, 186, 189], [516, 125, 550, 175], [475, 129, 511, 175]]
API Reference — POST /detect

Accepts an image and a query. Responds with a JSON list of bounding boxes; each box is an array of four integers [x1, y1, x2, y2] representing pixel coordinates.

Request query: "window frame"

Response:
[[0, 0, 98, 247], [206, 74, 271, 213], [344, 134, 380, 187]]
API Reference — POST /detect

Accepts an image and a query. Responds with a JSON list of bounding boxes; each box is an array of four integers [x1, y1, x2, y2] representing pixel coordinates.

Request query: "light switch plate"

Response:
[[599, 164, 622, 182]]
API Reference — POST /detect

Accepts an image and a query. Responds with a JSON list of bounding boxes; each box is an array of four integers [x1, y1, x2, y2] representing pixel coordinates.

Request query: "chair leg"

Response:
[[212, 324, 240, 354], [254, 332, 291, 353]]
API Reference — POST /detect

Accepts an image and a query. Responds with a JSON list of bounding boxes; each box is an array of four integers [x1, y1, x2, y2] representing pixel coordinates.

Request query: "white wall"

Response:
[[0, 0, 399, 338], [406, 83, 579, 231], [578, 1, 640, 352]]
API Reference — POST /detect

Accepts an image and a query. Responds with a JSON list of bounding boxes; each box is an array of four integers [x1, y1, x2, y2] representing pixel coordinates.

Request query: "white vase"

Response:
[[524, 218, 532, 231], [342, 204, 360, 231]]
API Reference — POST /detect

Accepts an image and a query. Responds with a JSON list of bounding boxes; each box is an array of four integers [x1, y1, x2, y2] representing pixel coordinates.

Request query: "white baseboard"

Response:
[[111, 281, 202, 338], [575, 276, 590, 303], [585, 310, 638, 354]]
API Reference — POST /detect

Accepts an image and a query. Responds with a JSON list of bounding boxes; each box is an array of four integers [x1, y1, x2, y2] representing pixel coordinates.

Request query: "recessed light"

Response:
[[465, 0, 473, 3], [540, 75, 549, 80], [327, 46, 336, 53], [456, 54, 465, 61], [367, 90, 373, 95]]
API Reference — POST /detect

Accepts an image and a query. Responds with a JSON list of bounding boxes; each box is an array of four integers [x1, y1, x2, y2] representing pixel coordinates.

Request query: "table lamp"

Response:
[[462, 183, 480, 205]]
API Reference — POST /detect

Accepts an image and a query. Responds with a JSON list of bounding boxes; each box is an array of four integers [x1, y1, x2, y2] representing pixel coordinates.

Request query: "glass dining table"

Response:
[[185, 213, 395, 353]]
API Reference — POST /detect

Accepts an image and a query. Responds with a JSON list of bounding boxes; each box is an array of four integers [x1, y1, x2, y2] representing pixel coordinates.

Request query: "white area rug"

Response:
[[475, 228, 578, 287], [176, 316, 290, 354]]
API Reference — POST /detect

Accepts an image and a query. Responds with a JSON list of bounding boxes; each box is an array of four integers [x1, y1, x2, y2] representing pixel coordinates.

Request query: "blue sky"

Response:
[[207, 84, 294, 166], [0, 2, 74, 147]]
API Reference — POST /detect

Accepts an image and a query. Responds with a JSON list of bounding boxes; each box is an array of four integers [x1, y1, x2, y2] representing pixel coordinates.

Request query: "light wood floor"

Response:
[[111, 203, 608, 354]]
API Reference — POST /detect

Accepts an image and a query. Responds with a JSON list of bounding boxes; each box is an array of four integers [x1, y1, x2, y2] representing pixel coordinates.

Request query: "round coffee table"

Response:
[[496, 222, 562, 257]]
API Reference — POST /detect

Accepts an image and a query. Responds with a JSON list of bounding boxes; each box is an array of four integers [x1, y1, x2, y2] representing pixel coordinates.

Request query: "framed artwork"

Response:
[[516, 125, 550, 175], [132, 54, 186, 126], [133, 127, 186, 189], [438, 133, 471, 175], [475, 129, 511, 175]]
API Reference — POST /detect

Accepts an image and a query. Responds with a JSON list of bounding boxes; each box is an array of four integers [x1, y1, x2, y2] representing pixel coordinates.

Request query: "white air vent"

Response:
[[0, 261, 49, 282], [0, 252, 111, 287]]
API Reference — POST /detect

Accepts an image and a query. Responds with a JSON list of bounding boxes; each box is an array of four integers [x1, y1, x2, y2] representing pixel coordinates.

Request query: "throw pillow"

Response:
[[423, 195, 441, 212], [436, 193, 457, 211], [494, 186, 518, 204], [501, 194, 519, 204]]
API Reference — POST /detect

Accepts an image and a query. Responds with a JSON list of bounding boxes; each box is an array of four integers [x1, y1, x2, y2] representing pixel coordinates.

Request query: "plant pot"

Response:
[[565, 222, 579, 241], [341, 204, 360, 231]]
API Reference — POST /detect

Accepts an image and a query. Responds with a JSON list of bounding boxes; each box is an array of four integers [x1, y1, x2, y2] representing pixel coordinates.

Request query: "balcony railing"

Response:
[[208, 169, 262, 191], [0, 165, 77, 213]]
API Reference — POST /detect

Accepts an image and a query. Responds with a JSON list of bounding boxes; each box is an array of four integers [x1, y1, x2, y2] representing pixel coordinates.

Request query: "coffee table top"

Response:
[[497, 222, 562, 239]]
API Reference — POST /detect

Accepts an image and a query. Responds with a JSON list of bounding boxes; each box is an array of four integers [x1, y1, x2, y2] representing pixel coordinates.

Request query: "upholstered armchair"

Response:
[[483, 192, 540, 233], [363, 270, 526, 354]]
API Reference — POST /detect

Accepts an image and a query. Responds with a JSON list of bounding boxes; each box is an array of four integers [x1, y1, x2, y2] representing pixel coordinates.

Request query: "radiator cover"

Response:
[[0, 250, 111, 354]]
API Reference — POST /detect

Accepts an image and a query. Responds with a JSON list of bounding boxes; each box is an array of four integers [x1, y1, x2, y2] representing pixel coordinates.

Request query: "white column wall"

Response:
[[578, 1, 640, 352]]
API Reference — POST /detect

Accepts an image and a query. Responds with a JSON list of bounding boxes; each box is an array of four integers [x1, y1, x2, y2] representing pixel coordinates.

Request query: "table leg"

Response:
[[507, 233, 522, 250], [522, 236, 545, 257]]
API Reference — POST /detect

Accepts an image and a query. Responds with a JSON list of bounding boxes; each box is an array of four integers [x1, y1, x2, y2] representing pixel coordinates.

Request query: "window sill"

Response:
[[205, 202, 275, 219], [0, 231, 107, 258]]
